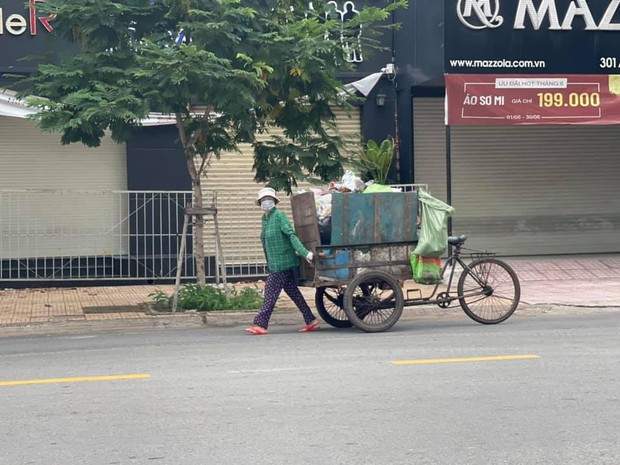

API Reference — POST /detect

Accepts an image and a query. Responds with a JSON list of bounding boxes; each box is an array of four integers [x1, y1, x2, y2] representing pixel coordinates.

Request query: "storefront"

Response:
[[7, 0, 614, 277], [413, 97, 620, 255], [393, 0, 620, 255], [0, 90, 192, 281], [0, 0, 388, 281], [0, 0, 192, 280]]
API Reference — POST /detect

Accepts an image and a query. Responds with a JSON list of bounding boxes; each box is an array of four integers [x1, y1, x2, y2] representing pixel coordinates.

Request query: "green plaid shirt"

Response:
[[261, 208, 310, 272]]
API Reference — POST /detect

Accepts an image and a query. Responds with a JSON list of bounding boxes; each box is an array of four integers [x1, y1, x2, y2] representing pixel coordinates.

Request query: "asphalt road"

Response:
[[1, 310, 619, 465]]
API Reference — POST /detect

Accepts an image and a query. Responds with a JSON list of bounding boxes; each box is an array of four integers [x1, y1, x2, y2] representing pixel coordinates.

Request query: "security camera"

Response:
[[381, 63, 396, 76]]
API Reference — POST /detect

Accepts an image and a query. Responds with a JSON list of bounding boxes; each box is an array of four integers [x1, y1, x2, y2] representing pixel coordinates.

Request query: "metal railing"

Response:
[[0, 184, 423, 283], [0, 190, 196, 281], [390, 183, 429, 193]]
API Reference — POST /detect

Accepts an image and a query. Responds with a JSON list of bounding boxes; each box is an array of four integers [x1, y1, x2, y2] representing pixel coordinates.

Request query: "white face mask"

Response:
[[260, 199, 276, 211]]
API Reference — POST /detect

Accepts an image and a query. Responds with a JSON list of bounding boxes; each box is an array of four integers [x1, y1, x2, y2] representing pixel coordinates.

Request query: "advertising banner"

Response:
[[445, 73, 620, 125], [445, 0, 620, 75]]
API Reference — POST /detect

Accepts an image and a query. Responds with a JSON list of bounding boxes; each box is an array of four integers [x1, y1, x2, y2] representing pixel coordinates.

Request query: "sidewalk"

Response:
[[1, 254, 619, 334]]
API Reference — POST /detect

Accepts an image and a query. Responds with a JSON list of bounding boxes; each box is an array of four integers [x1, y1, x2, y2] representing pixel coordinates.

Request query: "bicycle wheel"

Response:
[[457, 258, 520, 324], [315, 287, 352, 328], [343, 271, 404, 333]]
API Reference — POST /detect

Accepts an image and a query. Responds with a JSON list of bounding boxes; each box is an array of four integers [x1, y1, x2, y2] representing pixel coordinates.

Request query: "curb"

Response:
[[2, 303, 619, 338], [0, 305, 305, 338], [0, 314, 206, 338], [151, 307, 312, 327]]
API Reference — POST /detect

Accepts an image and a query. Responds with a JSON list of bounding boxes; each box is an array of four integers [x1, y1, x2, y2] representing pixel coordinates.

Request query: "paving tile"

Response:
[[600, 259, 620, 269], [1, 255, 620, 328]]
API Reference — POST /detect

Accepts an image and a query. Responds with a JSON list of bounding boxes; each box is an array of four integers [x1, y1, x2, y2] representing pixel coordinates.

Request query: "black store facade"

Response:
[[0, 0, 394, 281], [0, 0, 198, 281], [394, 0, 620, 256]]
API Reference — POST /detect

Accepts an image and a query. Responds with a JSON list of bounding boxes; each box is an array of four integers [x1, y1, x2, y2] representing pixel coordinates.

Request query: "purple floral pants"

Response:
[[253, 270, 316, 329]]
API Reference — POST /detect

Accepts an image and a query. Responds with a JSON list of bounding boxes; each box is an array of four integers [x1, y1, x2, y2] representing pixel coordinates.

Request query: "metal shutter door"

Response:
[[0, 116, 127, 258], [413, 98, 620, 255], [203, 107, 361, 265]]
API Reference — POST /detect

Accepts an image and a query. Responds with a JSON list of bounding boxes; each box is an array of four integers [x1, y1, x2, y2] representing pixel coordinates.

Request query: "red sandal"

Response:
[[298, 321, 320, 332], [245, 326, 268, 335]]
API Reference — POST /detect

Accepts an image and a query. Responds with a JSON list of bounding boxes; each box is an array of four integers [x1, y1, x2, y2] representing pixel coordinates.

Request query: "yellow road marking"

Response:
[[0, 374, 150, 387], [392, 355, 540, 365]]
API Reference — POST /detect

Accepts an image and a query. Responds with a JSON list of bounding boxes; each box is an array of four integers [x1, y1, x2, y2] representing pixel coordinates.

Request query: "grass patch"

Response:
[[150, 284, 263, 312]]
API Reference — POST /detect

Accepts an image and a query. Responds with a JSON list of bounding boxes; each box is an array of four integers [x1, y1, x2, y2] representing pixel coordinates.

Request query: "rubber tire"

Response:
[[457, 258, 520, 324], [315, 287, 353, 328], [343, 271, 404, 333]]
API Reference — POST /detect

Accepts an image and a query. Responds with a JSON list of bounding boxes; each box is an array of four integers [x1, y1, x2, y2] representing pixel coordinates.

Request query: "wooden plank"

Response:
[[291, 192, 320, 244], [290, 192, 321, 281]]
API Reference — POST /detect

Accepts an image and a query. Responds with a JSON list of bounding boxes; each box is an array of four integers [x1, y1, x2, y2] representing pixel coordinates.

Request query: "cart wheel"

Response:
[[343, 271, 404, 333], [457, 258, 521, 324], [315, 287, 353, 328]]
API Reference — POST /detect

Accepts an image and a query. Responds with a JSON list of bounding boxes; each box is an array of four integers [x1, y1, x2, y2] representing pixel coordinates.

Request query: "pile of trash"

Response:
[[296, 170, 402, 244], [292, 171, 455, 286], [328, 170, 401, 195]]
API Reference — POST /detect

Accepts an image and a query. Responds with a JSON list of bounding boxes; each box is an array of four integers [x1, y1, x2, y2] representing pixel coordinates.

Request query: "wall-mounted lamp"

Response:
[[376, 92, 387, 108]]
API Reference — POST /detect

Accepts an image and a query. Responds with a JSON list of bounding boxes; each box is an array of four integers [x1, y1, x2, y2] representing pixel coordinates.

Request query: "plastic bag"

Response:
[[340, 170, 365, 192], [315, 193, 332, 219], [363, 183, 394, 193], [410, 254, 442, 284], [412, 189, 455, 258]]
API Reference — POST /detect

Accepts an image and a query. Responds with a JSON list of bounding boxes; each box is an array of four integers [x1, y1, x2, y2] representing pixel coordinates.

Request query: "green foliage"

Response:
[[149, 284, 263, 312], [15, 0, 407, 192], [359, 136, 394, 184], [225, 286, 265, 310]]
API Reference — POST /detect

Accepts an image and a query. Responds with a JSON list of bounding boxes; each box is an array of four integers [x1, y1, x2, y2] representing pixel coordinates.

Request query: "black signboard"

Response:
[[445, 0, 620, 74], [0, 0, 75, 74], [0, 0, 390, 76]]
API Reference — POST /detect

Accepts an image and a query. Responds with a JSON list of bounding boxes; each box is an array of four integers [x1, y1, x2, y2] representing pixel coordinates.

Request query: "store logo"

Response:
[[457, 0, 503, 30], [0, 0, 55, 37], [457, 0, 620, 31]]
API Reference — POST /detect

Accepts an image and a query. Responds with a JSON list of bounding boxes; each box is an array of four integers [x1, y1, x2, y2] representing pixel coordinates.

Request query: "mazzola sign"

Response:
[[0, 0, 55, 36], [457, 0, 620, 31], [445, 0, 620, 74]]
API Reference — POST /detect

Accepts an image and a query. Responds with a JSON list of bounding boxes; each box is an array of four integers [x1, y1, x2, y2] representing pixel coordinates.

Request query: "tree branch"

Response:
[[176, 111, 198, 181]]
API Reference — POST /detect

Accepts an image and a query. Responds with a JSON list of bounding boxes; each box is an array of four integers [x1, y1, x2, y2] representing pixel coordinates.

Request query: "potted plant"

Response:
[[359, 136, 395, 185]]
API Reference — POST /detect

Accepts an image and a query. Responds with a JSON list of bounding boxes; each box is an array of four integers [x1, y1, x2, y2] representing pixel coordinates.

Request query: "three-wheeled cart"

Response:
[[291, 190, 520, 333]]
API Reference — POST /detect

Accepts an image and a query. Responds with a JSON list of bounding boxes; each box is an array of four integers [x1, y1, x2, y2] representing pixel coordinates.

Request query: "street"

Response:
[[1, 310, 619, 465]]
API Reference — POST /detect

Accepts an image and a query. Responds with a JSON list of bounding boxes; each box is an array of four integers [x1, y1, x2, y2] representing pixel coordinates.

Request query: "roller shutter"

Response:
[[202, 107, 361, 265], [413, 98, 620, 255], [0, 116, 127, 259]]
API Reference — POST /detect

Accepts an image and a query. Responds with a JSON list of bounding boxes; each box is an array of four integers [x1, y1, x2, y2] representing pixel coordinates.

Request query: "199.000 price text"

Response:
[[537, 92, 600, 108]]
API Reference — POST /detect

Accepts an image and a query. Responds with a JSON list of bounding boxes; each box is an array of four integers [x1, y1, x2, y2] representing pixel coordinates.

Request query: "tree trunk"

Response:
[[191, 175, 207, 287], [176, 111, 207, 286]]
